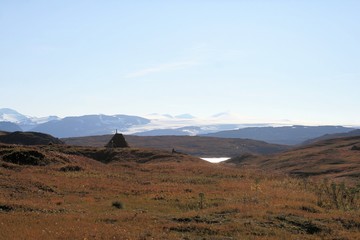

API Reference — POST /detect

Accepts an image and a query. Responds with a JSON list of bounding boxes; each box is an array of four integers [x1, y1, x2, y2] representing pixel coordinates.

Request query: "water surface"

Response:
[[200, 157, 230, 163]]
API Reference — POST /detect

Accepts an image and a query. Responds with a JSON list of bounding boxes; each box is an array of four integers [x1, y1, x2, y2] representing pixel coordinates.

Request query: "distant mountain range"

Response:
[[202, 125, 356, 145], [0, 108, 258, 138], [0, 108, 150, 138], [0, 121, 22, 132], [1, 108, 359, 144], [0, 108, 59, 130], [133, 124, 245, 136], [31, 114, 150, 138]]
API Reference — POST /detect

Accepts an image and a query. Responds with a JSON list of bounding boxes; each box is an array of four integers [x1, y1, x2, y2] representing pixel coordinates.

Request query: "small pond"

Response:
[[200, 157, 230, 163]]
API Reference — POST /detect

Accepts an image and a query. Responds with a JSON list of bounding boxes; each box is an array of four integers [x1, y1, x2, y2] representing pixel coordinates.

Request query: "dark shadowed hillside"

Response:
[[302, 129, 360, 145], [203, 125, 354, 145], [0, 131, 63, 145]]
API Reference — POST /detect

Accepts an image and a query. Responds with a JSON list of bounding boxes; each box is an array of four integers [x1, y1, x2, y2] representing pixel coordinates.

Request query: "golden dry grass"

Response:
[[0, 144, 359, 239]]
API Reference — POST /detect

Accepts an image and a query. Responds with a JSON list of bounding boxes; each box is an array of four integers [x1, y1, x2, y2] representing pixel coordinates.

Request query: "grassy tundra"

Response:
[[0, 143, 359, 239]]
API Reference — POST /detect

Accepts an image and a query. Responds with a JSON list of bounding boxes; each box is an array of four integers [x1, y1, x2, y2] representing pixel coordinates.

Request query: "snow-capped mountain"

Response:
[[2, 108, 357, 145], [0, 109, 247, 137], [0, 108, 61, 131], [0, 108, 32, 124], [0, 108, 150, 137], [32, 114, 151, 138], [132, 125, 245, 136], [30, 116, 61, 124]]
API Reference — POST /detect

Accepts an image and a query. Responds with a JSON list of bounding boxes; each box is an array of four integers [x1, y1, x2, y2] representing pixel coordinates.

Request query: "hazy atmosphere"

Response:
[[1, 2, 360, 239], [1, 1, 359, 125]]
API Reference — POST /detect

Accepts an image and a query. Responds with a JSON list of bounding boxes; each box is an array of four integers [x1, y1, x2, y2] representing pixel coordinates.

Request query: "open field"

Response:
[[0, 143, 359, 239]]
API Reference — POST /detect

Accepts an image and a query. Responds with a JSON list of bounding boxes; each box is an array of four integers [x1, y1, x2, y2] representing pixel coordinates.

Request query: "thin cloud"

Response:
[[124, 60, 199, 78]]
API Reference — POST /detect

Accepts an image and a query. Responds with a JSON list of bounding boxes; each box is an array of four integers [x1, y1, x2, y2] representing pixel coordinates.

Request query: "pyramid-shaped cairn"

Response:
[[105, 133, 129, 148]]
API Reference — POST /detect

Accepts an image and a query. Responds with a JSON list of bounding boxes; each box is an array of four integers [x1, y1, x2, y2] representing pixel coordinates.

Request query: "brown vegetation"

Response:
[[0, 143, 359, 239], [226, 136, 360, 184]]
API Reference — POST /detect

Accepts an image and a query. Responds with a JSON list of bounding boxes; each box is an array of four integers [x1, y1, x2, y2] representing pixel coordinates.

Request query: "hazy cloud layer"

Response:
[[125, 60, 199, 78]]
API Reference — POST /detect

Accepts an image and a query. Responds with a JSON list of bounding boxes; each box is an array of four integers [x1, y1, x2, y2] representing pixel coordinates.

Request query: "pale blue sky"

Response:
[[1, 1, 359, 125]]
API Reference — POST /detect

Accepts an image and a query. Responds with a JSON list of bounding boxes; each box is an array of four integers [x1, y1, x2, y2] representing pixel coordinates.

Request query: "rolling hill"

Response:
[[0, 131, 63, 145], [226, 135, 360, 183], [203, 125, 355, 145], [302, 129, 360, 145]]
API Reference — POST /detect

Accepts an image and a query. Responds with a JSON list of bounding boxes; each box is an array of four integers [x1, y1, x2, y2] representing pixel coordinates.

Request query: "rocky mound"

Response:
[[2, 150, 48, 166], [105, 133, 128, 148]]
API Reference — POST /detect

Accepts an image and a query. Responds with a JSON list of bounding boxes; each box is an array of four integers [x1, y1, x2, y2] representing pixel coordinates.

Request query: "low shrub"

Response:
[[315, 179, 360, 211], [59, 165, 83, 172], [2, 150, 47, 166], [112, 201, 124, 209]]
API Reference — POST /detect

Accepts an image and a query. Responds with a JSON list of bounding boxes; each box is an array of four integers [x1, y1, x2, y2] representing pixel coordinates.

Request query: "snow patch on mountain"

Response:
[[0, 108, 32, 124], [30, 116, 60, 124]]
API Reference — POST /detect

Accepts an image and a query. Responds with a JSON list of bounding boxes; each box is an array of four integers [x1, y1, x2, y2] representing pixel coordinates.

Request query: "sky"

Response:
[[1, 1, 359, 125]]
